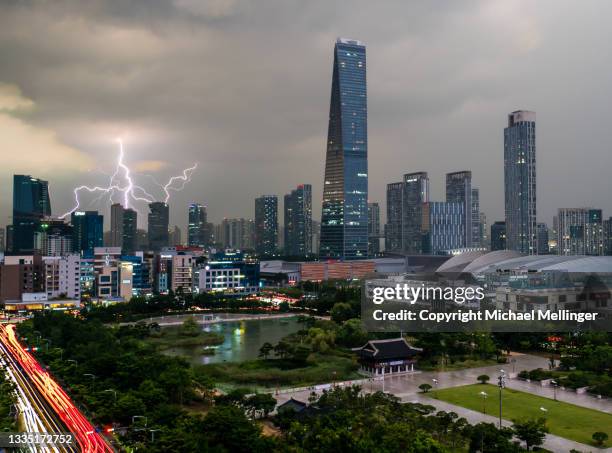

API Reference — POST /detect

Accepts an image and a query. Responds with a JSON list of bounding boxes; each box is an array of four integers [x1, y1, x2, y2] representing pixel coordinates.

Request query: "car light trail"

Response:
[[0, 325, 114, 453]]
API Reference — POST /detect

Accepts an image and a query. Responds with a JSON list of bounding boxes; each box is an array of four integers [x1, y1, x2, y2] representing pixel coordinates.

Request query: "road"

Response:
[[0, 324, 114, 453], [127, 312, 328, 327]]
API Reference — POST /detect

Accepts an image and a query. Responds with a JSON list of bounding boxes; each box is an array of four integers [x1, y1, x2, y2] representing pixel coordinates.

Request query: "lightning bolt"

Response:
[[59, 140, 198, 219], [161, 163, 198, 203]]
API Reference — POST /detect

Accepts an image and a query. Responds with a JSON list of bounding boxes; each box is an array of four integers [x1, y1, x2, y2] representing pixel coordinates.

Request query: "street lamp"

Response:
[[149, 429, 161, 442], [66, 359, 78, 366], [479, 391, 488, 414], [550, 380, 558, 401], [83, 373, 96, 387], [498, 369, 506, 428], [132, 415, 148, 427], [432, 378, 438, 397], [103, 389, 117, 402]]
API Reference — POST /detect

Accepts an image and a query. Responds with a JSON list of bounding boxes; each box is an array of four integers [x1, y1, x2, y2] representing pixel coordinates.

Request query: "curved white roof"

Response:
[[436, 250, 486, 273]]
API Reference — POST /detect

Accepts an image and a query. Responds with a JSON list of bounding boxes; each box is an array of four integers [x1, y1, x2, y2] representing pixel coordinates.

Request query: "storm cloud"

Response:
[[1, 0, 611, 231]]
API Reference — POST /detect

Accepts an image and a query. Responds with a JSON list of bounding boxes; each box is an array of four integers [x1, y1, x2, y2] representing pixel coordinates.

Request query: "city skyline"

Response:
[[2, 2, 612, 233]]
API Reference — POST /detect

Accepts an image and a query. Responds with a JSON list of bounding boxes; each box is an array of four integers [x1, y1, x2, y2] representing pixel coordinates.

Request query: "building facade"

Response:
[[188, 203, 208, 247], [148, 202, 169, 252], [490, 221, 507, 251], [446, 171, 472, 248], [504, 110, 537, 254], [71, 211, 104, 255], [422, 202, 466, 254], [284, 184, 312, 257], [367, 202, 381, 256], [557, 208, 604, 256], [255, 195, 278, 256], [320, 38, 368, 260], [12, 175, 52, 253]]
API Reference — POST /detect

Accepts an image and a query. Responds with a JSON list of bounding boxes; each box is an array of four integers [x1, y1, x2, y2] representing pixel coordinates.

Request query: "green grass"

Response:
[[429, 384, 612, 447], [196, 352, 360, 388]]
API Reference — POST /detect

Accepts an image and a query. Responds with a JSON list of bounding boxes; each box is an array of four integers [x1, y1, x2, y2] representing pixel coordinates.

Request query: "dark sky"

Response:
[[1, 0, 612, 233]]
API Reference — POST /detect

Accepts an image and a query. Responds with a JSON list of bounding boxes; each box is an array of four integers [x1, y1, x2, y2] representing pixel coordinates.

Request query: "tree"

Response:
[[419, 383, 432, 393], [330, 302, 354, 324], [336, 318, 369, 347], [593, 431, 609, 447], [180, 317, 200, 337], [202, 405, 266, 453], [244, 393, 277, 419], [468, 423, 518, 453], [258, 342, 273, 360], [477, 374, 490, 384], [512, 417, 548, 451]]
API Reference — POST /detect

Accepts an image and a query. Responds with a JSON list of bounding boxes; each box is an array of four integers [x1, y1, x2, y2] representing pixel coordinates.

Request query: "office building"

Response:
[[188, 203, 208, 247], [446, 171, 472, 247], [402, 172, 429, 254], [557, 208, 604, 256], [71, 211, 104, 255], [148, 202, 169, 251], [0, 255, 44, 303], [12, 175, 51, 253], [255, 195, 278, 256], [422, 202, 465, 254], [490, 221, 507, 251], [284, 184, 312, 257], [320, 38, 368, 260], [504, 110, 537, 254], [42, 254, 81, 300], [169, 225, 182, 247], [122, 208, 137, 254], [368, 202, 381, 256], [605, 217, 612, 256], [385, 182, 404, 253], [197, 250, 259, 295]]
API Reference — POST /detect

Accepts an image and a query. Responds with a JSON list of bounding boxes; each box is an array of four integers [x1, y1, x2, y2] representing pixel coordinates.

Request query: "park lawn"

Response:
[[196, 352, 360, 389], [429, 384, 612, 447]]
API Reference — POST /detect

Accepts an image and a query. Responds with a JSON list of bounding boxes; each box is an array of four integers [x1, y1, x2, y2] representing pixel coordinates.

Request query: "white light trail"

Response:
[[59, 140, 198, 218]]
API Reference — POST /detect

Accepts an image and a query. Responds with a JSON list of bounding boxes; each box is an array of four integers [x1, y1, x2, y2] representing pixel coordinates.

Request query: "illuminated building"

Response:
[[284, 184, 312, 257], [504, 110, 537, 254], [11, 175, 51, 253], [255, 195, 278, 255], [320, 38, 368, 260]]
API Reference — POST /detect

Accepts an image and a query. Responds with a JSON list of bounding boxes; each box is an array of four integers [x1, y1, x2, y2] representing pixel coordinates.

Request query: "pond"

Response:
[[162, 316, 303, 365]]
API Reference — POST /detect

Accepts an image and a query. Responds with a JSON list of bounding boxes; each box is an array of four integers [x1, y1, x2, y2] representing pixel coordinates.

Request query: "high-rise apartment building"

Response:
[[557, 208, 604, 256], [504, 110, 537, 254], [148, 202, 169, 252], [402, 172, 429, 254], [471, 187, 480, 247], [385, 182, 404, 253], [320, 38, 368, 260], [33, 219, 73, 256], [255, 195, 278, 256], [284, 184, 312, 257], [536, 222, 549, 255]]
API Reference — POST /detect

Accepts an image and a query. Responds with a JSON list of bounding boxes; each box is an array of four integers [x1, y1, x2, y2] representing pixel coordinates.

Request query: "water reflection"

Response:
[[163, 317, 302, 365]]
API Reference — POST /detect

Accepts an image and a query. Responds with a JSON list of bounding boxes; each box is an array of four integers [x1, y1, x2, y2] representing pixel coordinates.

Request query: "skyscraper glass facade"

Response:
[[71, 211, 103, 255], [12, 174, 51, 253], [446, 171, 472, 248], [255, 195, 278, 256], [320, 38, 368, 260], [504, 110, 537, 254], [148, 202, 169, 252], [188, 203, 208, 247], [284, 184, 312, 257]]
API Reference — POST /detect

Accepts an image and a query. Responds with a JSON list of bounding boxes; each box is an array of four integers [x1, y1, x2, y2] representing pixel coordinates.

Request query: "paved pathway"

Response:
[[122, 312, 319, 327], [272, 353, 612, 452]]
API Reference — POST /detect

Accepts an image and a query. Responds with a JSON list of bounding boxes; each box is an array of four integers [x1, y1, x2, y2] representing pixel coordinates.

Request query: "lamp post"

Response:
[[498, 369, 506, 428], [149, 429, 161, 442], [132, 415, 147, 428], [479, 391, 488, 414], [103, 389, 117, 403], [551, 380, 558, 401], [83, 373, 96, 387], [432, 378, 438, 398]]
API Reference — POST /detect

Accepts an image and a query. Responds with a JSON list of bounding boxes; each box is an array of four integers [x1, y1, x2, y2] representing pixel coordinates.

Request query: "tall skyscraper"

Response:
[[320, 38, 368, 260], [12, 175, 51, 253], [402, 172, 429, 254], [110, 203, 124, 248], [255, 195, 278, 256], [557, 208, 604, 256], [169, 225, 182, 247], [122, 208, 138, 254], [34, 219, 73, 256], [188, 203, 208, 247], [71, 211, 104, 255], [490, 221, 507, 251], [284, 184, 312, 257], [367, 202, 381, 256], [504, 110, 537, 254], [148, 202, 169, 251], [446, 171, 472, 248]]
